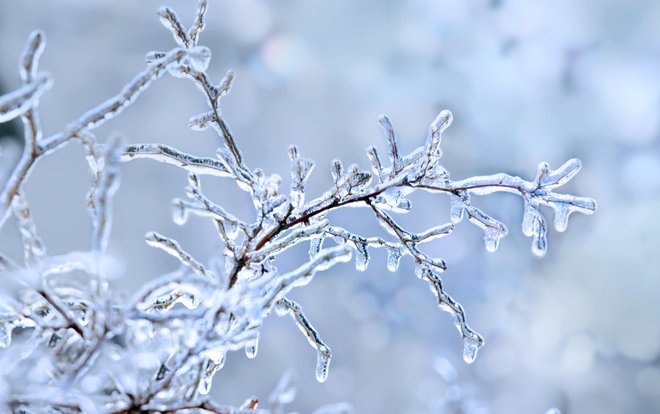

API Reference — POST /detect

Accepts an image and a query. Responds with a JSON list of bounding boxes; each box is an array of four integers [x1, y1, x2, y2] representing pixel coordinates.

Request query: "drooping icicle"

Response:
[[353, 241, 369, 271], [466, 206, 507, 252], [386, 245, 403, 272], [276, 298, 333, 383], [531, 213, 548, 257], [315, 349, 331, 383], [245, 334, 259, 359], [420, 266, 485, 364], [449, 194, 466, 224]]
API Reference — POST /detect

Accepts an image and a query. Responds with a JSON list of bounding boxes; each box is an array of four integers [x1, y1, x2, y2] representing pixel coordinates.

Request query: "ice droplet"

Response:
[[484, 229, 503, 253], [245, 335, 259, 359], [449, 195, 466, 223], [353, 242, 369, 271], [553, 204, 571, 232], [172, 199, 189, 225], [386, 246, 403, 272], [462, 332, 484, 364], [531, 214, 548, 257], [315, 351, 331, 383], [522, 200, 539, 237]]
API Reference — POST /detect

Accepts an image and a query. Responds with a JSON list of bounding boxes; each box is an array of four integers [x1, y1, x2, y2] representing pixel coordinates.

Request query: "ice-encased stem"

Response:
[[276, 298, 332, 383]]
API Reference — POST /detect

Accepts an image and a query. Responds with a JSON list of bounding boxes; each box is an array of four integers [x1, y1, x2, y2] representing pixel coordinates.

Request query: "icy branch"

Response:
[[0, 1, 596, 412], [276, 298, 332, 382]]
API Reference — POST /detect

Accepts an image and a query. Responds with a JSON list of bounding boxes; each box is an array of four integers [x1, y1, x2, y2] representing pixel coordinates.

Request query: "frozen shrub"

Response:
[[0, 1, 595, 412]]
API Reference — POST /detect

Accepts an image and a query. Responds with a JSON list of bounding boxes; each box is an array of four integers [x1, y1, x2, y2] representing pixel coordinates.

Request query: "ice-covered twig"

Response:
[[145, 231, 216, 280], [0, 74, 51, 124], [86, 134, 122, 256], [275, 298, 332, 382], [415, 158, 597, 256], [122, 143, 232, 177], [188, 0, 208, 47]]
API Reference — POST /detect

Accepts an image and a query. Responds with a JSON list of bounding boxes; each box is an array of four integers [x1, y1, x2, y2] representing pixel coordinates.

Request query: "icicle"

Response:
[[172, 199, 189, 225], [197, 349, 225, 395], [553, 203, 571, 232], [276, 298, 333, 383], [449, 194, 466, 223], [531, 213, 548, 257], [378, 114, 401, 175], [522, 200, 539, 237], [547, 194, 596, 232], [353, 241, 369, 271], [421, 266, 485, 363], [461, 329, 484, 364], [245, 334, 259, 359], [315, 349, 331, 383], [466, 206, 508, 252], [386, 245, 403, 272]]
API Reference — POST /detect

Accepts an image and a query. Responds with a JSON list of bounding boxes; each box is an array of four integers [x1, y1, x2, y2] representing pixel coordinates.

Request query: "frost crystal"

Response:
[[0, 1, 596, 412]]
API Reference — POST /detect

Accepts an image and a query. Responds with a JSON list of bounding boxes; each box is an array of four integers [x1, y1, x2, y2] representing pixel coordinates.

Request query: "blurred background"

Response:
[[1, 0, 658, 413]]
